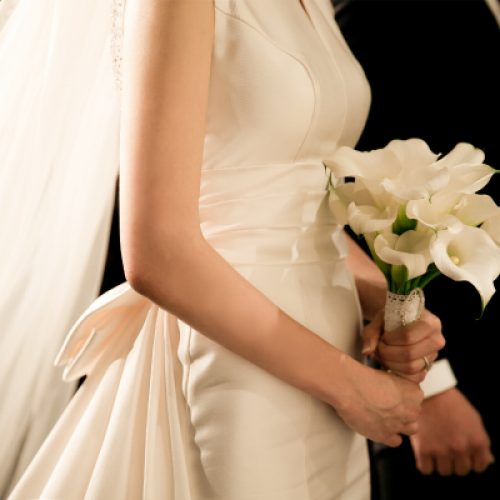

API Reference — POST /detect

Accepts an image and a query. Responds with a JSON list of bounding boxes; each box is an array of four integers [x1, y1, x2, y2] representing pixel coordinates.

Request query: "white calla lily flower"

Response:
[[374, 231, 433, 280], [436, 163, 496, 197], [481, 213, 500, 246], [378, 139, 450, 201], [324, 146, 401, 180], [406, 195, 464, 234], [430, 226, 500, 308], [385, 138, 440, 174], [328, 183, 375, 225], [347, 203, 398, 235], [452, 194, 500, 226], [356, 177, 402, 211], [381, 164, 450, 201], [435, 142, 485, 167]]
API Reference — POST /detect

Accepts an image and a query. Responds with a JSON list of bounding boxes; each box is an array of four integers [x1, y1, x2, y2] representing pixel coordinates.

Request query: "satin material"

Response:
[[0, 0, 20, 32], [9, 1, 371, 498]]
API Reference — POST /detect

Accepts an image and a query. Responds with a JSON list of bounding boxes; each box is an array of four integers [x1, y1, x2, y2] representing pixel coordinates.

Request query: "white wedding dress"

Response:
[[9, 0, 371, 498]]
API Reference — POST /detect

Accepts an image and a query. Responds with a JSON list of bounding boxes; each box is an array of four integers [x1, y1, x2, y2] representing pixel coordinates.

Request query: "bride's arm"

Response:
[[119, 0, 421, 447]]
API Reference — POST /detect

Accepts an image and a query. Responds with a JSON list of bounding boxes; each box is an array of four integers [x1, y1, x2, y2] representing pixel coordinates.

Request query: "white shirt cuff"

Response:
[[421, 358, 457, 399]]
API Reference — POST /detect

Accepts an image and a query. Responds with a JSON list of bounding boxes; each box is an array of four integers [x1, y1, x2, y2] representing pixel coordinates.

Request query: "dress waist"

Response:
[[199, 162, 348, 265]]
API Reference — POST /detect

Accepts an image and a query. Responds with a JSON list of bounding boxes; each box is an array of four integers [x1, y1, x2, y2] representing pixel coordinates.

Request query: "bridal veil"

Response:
[[0, 0, 120, 495]]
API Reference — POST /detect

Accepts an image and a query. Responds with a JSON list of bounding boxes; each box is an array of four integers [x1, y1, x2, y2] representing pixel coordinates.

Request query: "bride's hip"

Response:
[[175, 259, 367, 498], [176, 258, 363, 405]]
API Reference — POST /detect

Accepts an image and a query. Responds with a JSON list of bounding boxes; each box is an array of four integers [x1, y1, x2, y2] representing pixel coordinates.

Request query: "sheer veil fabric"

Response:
[[0, 0, 120, 495]]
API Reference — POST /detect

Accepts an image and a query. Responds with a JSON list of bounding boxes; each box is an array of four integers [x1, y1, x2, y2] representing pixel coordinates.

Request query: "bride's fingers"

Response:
[[373, 351, 438, 376], [361, 310, 385, 356], [390, 370, 427, 384], [376, 336, 442, 364], [381, 312, 442, 347], [401, 422, 419, 436], [383, 434, 403, 448]]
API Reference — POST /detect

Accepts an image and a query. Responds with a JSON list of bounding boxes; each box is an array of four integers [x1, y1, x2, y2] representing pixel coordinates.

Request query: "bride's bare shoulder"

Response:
[[121, 0, 215, 94]]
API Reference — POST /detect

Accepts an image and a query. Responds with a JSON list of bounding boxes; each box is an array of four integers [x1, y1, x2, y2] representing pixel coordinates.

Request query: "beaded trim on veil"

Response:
[[110, 0, 126, 96]]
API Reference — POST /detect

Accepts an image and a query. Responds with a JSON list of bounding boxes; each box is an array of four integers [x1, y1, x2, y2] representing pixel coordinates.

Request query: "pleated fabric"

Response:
[[9, 284, 191, 499], [8, 0, 373, 498], [0, 0, 120, 496]]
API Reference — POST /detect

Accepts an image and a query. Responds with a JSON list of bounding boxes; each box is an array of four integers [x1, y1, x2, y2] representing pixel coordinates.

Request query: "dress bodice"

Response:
[[204, 0, 370, 168], [200, 0, 370, 266], [111, 0, 371, 266]]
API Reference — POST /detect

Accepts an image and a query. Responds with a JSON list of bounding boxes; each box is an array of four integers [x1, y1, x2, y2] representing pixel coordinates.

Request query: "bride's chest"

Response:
[[204, 0, 370, 167]]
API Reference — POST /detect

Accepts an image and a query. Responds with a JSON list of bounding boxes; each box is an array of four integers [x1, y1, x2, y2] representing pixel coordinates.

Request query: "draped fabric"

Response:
[[0, 0, 20, 32], [0, 0, 120, 495]]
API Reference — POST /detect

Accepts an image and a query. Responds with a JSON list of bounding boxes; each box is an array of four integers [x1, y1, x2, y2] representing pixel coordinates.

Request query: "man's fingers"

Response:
[[454, 454, 472, 476], [435, 455, 454, 476], [472, 449, 495, 473], [416, 453, 435, 475], [361, 310, 384, 355]]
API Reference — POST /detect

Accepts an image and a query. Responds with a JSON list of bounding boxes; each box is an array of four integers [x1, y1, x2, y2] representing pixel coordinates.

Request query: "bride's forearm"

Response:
[[117, 0, 359, 412], [124, 230, 356, 409]]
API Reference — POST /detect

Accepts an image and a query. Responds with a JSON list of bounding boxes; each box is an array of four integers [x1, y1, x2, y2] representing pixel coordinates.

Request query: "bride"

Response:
[[7, 0, 444, 498]]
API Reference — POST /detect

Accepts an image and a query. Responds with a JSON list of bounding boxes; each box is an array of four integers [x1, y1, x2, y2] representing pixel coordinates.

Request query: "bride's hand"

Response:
[[335, 361, 424, 447], [361, 309, 445, 383]]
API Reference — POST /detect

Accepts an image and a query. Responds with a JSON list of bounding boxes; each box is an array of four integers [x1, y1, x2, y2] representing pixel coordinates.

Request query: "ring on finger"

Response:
[[422, 356, 433, 371]]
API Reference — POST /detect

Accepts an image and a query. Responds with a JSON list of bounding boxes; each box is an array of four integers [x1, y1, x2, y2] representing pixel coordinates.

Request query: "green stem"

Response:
[[418, 270, 441, 289]]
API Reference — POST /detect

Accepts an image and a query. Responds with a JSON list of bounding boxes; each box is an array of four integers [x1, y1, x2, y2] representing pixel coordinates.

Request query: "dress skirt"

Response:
[[8, 258, 369, 500]]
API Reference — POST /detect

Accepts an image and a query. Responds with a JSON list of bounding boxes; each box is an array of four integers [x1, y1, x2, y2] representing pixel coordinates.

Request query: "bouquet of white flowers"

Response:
[[325, 139, 500, 331]]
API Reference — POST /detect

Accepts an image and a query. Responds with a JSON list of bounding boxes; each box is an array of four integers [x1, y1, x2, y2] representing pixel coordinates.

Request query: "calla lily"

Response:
[[374, 231, 433, 280], [328, 183, 374, 225], [379, 139, 450, 200], [356, 177, 402, 211], [347, 203, 398, 235], [430, 226, 500, 308], [385, 138, 440, 174], [436, 163, 496, 197], [481, 212, 500, 246], [381, 164, 450, 201], [406, 194, 464, 234], [324, 146, 401, 180], [435, 142, 485, 167], [453, 194, 500, 226]]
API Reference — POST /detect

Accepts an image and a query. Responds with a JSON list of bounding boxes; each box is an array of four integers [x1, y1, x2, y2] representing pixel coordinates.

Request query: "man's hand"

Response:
[[410, 387, 494, 476]]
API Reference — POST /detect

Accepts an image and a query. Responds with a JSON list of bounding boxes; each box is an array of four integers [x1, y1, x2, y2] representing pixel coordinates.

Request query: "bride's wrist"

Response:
[[312, 347, 363, 411]]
